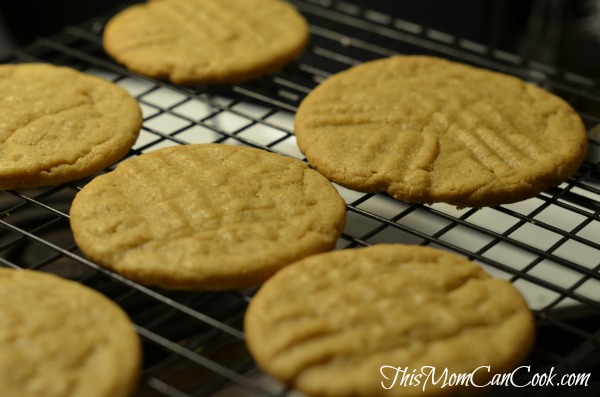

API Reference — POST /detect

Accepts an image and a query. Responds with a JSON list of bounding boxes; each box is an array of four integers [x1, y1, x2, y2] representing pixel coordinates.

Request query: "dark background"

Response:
[[359, 0, 600, 77], [0, 0, 599, 77]]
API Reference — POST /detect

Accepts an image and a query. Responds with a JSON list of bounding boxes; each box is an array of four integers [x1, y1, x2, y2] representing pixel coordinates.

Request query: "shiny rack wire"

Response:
[[0, 1, 599, 396]]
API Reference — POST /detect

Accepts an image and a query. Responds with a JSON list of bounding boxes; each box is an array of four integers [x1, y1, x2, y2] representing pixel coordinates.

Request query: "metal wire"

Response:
[[0, 0, 598, 396]]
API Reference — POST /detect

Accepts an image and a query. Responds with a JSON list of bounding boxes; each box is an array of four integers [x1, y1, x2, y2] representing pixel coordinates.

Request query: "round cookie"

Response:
[[70, 144, 346, 290], [295, 55, 588, 208], [103, 0, 309, 85], [245, 244, 535, 397], [0, 63, 141, 190], [0, 268, 141, 397]]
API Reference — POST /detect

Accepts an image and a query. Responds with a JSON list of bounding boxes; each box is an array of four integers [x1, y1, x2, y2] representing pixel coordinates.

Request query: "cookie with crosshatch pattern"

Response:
[[70, 143, 346, 290], [0, 268, 141, 397], [0, 63, 141, 190], [295, 55, 588, 208], [103, 0, 309, 85], [245, 244, 535, 397]]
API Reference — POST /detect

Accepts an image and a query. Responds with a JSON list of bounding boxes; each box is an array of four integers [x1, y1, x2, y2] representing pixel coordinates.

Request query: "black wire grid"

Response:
[[1, 1, 599, 396]]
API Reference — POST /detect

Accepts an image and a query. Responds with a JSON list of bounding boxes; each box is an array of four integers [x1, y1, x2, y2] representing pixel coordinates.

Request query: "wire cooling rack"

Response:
[[1, 1, 599, 396]]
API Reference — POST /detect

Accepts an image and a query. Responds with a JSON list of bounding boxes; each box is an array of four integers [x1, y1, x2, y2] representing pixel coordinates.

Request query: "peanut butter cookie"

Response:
[[245, 244, 535, 397], [0, 63, 141, 190], [295, 55, 588, 207], [0, 269, 141, 397], [70, 144, 346, 290], [103, 0, 309, 85]]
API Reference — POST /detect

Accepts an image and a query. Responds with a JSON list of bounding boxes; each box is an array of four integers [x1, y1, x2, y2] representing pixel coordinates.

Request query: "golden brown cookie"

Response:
[[245, 244, 535, 397], [70, 144, 346, 290], [103, 0, 309, 85], [0, 268, 141, 397], [0, 63, 141, 190], [295, 55, 588, 207]]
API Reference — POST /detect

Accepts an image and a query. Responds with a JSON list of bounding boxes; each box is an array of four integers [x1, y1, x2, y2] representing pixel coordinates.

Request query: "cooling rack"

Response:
[[1, 1, 599, 396]]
